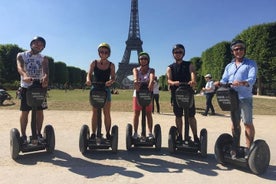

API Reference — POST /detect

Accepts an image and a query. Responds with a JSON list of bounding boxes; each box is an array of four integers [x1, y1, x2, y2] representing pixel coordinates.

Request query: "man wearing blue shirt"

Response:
[[215, 40, 257, 158]]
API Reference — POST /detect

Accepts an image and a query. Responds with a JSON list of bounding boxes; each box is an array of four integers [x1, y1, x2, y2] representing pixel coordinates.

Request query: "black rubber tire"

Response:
[[44, 125, 55, 153], [248, 139, 270, 175], [154, 124, 162, 151], [79, 124, 89, 154], [168, 126, 177, 154], [10, 128, 20, 160], [126, 123, 132, 150], [214, 133, 233, 164], [111, 125, 118, 153], [200, 128, 208, 158]]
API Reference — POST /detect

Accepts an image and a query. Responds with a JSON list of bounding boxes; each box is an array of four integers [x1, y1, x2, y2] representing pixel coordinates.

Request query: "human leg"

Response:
[[20, 111, 29, 136], [188, 102, 199, 142], [133, 97, 141, 138], [245, 124, 255, 148], [146, 105, 153, 136], [91, 107, 98, 137], [188, 117, 199, 141], [240, 98, 254, 148], [36, 110, 44, 135], [209, 93, 215, 114], [156, 94, 160, 113], [152, 95, 156, 113], [19, 88, 31, 138], [103, 101, 111, 138]]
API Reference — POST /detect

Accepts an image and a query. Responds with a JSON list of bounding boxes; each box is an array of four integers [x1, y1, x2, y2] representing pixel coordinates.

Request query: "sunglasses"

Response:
[[174, 51, 183, 54], [233, 47, 245, 52], [139, 57, 148, 60], [99, 51, 109, 54]]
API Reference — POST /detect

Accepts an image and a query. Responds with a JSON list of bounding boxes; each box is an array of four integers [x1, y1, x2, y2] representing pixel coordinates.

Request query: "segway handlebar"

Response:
[[218, 83, 232, 88]]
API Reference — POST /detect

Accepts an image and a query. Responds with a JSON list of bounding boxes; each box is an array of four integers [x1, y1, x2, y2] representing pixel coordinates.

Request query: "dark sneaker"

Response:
[[177, 134, 183, 143], [37, 134, 44, 143], [90, 133, 96, 140], [132, 132, 139, 139], [106, 133, 111, 140], [194, 137, 200, 146], [21, 135, 28, 144], [201, 113, 207, 116]]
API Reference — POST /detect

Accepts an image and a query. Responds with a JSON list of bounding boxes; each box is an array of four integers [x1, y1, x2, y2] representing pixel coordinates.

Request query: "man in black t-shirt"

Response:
[[166, 44, 199, 144]]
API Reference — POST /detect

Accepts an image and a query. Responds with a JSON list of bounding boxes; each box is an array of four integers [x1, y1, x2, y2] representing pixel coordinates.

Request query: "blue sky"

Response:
[[1, 0, 276, 78]]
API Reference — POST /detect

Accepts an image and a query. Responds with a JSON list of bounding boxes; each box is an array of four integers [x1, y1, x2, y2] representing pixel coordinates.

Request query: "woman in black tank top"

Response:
[[85, 43, 115, 140]]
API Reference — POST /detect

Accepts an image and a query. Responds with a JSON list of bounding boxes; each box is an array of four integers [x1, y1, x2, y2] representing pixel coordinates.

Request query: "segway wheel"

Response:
[[79, 124, 90, 154], [248, 140, 270, 175], [154, 124, 162, 151], [168, 126, 177, 154], [111, 125, 118, 153], [44, 125, 55, 153], [214, 133, 233, 164], [126, 123, 132, 150], [200, 128, 208, 158], [10, 128, 20, 160]]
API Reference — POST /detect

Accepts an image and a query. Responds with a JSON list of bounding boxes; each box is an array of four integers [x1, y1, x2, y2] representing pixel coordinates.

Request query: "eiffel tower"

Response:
[[116, 0, 143, 88]]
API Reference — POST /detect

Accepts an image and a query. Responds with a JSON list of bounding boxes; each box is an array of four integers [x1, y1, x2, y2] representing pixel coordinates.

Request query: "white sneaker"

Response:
[[148, 133, 154, 140]]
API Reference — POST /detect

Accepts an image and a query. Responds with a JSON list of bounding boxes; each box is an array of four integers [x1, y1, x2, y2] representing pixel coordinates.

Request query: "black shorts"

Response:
[[20, 88, 48, 111], [172, 93, 196, 118]]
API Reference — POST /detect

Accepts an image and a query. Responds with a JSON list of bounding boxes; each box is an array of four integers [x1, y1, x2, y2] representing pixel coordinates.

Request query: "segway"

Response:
[[214, 83, 270, 175], [168, 83, 207, 157], [10, 80, 55, 160], [126, 82, 162, 151], [79, 82, 118, 154]]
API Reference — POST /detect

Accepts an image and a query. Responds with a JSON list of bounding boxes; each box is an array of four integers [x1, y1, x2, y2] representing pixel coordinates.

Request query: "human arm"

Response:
[[133, 67, 140, 91], [86, 61, 95, 86], [189, 63, 197, 87], [148, 68, 155, 91], [41, 56, 49, 88]]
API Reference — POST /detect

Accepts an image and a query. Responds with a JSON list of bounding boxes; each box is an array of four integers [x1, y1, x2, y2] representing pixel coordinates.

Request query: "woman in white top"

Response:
[[132, 52, 155, 139]]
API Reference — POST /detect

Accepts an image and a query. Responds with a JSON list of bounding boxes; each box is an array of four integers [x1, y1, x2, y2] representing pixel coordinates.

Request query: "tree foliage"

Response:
[[0, 44, 23, 84]]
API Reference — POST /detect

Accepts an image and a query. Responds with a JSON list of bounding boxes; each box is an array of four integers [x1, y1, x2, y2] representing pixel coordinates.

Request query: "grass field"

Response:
[[1, 89, 276, 115]]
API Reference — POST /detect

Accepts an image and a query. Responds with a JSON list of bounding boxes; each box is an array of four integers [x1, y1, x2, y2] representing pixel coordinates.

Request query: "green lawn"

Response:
[[1, 89, 276, 115]]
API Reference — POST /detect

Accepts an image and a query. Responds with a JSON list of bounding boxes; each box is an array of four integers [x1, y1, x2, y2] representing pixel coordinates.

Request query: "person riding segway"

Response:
[[167, 44, 207, 157], [79, 43, 118, 154], [214, 40, 270, 174], [11, 36, 55, 159], [126, 52, 162, 151]]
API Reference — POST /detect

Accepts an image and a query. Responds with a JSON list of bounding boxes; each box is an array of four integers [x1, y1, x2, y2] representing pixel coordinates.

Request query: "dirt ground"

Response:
[[0, 109, 275, 184]]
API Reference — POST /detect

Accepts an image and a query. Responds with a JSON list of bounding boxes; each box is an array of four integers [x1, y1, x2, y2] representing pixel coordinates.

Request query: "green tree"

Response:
[[190, 57, 203, 92], [54, 61, 68, 86], [0, 44, 24, 83], [47, 56, 55, 86], [158, 74, 168, 91]]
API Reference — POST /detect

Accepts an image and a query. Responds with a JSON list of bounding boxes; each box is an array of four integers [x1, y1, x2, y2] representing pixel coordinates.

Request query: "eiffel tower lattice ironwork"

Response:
[[116, 0, 143, 88]]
